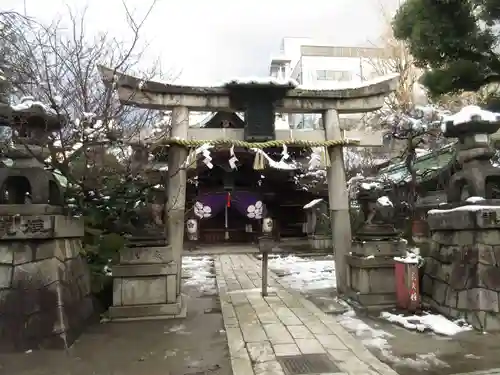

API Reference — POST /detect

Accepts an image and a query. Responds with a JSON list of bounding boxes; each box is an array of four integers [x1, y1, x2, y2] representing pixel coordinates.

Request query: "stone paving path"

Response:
[[215, 254, 400, 375]]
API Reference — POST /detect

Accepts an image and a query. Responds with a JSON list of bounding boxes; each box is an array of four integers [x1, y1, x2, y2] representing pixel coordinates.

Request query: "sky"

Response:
[[3, 0, 401, 84]]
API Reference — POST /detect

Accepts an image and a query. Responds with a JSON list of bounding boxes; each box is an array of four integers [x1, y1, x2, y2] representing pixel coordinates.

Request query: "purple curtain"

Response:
[[232, 191, 265, 220], [193, 193, 226, 219]]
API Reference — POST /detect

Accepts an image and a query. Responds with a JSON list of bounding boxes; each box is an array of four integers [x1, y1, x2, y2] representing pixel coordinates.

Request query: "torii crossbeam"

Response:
[[99, 65, 398, 298]]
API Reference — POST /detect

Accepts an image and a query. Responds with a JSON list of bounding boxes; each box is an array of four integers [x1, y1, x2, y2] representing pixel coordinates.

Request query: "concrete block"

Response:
[[0, 265, 12, 288], [0, 245, 13, 265], [53, 215, 84, 238], [112, 263, 177, 277], [120, 245, 174, 264], [351, 240, 405, 257], [346, 253, 397, 309], [113, 278, 123, 306], [109, 295, 185, 320], [166, 274, 177, 303], [121, 277, 168, 305]]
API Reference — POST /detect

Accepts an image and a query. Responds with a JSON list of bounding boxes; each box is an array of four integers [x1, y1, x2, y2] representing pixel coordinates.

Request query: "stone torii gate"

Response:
[[99, 66, 397, 295]]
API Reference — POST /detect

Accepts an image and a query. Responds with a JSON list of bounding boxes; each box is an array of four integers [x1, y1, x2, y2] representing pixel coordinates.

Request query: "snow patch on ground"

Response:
[[267, 255, 453, 371], [338, 310, 450, 371], [165, 324, 191, 335], [338, 310, 392, 346], [380, 311, 472, 336], [182, 256, 217, 296], [267, 255, 336, 291]]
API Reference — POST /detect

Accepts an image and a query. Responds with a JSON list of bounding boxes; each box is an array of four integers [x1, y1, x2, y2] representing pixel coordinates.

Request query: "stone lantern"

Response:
[[0, 96, 65, 205], [425, 106, 500, 331], [442, 106, 500, 202], [344, 179, 406, 309], [0, 95, 93, 351]]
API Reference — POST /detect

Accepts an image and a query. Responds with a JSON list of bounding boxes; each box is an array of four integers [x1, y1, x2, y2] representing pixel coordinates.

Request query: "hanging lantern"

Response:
[[262, 217, 273, 233], [186, 219, 198, 241]]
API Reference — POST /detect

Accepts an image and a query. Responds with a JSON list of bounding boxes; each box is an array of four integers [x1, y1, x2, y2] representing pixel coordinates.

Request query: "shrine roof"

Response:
[[377, 143, 457, 185]]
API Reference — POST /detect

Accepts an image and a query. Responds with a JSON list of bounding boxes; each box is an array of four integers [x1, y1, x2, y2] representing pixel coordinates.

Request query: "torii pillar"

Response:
[[324, 109, 351, 293], [99, 65, 398, 297], [167, 106, 189, 294]]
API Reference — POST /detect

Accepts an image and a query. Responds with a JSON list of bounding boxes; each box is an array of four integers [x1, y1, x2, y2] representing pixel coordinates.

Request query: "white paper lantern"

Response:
[[186, 219, 197, 233], [262, 217, 273, 233], [186, 219, 198, 240]]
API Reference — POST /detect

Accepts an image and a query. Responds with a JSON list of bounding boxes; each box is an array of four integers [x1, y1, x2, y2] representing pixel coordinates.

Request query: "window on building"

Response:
[[316, 70, 352, 81]]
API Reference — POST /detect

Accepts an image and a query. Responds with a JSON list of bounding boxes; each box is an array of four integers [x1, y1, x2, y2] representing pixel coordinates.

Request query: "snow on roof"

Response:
[[442, 105, 500, 131], [10, 96, 57, 115], [415, 148, 430, 157], [377, 143, 456, 184], [377, 196, 393, 207], [428, 204, 500, 214], [224, 76, 299, 87], [303, 198, 324, 209], [360, 181, 382, 190]]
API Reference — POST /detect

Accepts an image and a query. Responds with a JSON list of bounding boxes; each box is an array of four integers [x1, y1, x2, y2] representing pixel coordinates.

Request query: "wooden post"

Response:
[[323, 109, 352, 294], [261, 251, 269, 297], [167, 106, 189, 294]]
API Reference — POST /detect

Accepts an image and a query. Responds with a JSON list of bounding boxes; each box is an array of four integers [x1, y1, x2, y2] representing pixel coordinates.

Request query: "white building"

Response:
[[269, 37, 389, 129]]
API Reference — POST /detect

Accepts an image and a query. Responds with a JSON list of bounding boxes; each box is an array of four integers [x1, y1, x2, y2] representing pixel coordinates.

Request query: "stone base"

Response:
[[109, 295, 186, 321], [425, 206, 500, 331], [308, 235, 332, 250], [345, 254, 398, 309], [351, 239, 405, 257], [110, 245, 183, 320], [0, 237, 94, 352]]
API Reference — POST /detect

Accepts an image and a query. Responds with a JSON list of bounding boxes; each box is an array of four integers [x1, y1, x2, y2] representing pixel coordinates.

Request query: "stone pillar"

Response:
[[323, 109, 351, 294], [167, 106, 189, 294]]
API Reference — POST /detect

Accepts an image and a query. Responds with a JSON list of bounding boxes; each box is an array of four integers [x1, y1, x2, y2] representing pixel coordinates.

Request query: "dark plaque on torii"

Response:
[[225, 80, 294, 142]]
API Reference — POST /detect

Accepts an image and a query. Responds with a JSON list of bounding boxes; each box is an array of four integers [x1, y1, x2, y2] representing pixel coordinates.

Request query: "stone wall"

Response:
[[425, 206, 500, 331], [0, 214, 93, 351], [109, 243, 184, 320]]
